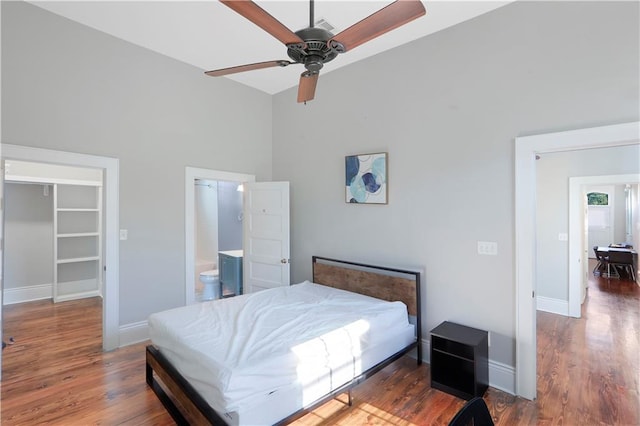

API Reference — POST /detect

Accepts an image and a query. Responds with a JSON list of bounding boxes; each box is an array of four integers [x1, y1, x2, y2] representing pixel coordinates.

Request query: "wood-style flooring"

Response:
[[1, 265, 638, 425]]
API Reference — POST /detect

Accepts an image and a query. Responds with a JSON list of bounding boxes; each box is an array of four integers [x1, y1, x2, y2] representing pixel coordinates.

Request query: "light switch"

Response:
[[477, 241, 498, 256], [120, 229, 128, 240], [558, 233, 568, 241]]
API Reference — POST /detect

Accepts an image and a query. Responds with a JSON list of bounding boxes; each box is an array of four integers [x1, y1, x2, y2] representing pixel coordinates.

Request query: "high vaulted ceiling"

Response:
[[30, 1, 512, 95]]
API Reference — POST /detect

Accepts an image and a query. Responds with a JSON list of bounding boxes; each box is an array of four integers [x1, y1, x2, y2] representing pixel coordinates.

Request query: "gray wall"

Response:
[[2, 2, 273, 324], [3, 0, 639, 370], [4, 183, 53, 290], [272, 1, 639, 366], [536, 146, 640, 301], [195, 181, 219, 264]]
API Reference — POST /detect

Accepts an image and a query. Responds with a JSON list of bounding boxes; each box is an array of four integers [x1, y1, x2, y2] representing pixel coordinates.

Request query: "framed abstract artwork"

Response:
[[345, 152, 388, 204]]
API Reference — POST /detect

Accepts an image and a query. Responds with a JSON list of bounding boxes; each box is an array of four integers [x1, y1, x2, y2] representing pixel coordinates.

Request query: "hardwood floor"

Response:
[[535, 261, 639, 425], [1, 297, 173, 425], [1, 266, 637, 425]]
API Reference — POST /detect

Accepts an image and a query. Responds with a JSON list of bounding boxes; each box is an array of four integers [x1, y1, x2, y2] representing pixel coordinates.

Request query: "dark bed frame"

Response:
[[146, 256, 422, 425]]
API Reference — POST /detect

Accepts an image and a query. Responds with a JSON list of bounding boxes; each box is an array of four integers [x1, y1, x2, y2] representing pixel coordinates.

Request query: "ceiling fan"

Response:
[[205, 0, 426, 103]]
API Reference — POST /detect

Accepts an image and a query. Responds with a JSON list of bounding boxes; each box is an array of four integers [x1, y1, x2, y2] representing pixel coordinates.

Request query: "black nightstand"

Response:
[[430, 321, 488, 400]]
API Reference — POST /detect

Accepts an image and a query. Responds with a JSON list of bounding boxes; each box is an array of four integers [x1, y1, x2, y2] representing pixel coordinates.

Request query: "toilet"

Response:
[[199, 269, 220, 301]]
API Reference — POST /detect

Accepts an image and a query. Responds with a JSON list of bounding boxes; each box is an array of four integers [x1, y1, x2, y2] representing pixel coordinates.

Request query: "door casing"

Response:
[[514, 121, 640, 400], [1, 144, 119, 351]]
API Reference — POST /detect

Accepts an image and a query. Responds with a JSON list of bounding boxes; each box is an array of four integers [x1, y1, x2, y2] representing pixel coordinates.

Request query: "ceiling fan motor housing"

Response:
[[288, 27, 339, 73]]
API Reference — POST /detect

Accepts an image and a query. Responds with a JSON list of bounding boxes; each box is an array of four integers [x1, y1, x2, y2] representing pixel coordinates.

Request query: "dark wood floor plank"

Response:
[[1, 263, 637, 425]]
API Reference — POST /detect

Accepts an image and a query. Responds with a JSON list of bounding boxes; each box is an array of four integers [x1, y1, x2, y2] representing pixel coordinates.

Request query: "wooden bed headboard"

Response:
[[311, 256, 421, 318]]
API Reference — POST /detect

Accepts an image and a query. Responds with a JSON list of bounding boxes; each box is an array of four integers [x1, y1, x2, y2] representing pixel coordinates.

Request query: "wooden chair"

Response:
[[448, 397, 495, 426]]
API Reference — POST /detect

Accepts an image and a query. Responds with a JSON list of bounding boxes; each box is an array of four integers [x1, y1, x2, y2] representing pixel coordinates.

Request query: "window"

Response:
[[587, 192, 609, 206]]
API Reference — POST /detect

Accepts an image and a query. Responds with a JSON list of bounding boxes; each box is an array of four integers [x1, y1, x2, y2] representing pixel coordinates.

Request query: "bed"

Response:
[[146, 256, 422, 425]]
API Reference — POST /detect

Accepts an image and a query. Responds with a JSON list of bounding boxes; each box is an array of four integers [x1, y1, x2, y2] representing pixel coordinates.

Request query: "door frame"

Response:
[[514, 121, 639, 400], [184, 167, 255, 305], [1, 143, 120, 351]]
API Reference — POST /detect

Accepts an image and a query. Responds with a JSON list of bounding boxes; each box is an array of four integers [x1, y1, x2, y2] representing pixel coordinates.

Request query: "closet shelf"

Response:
[[57, 232, 99, 238], [57, 208, 100, 212], [56, 256, 100, 264]]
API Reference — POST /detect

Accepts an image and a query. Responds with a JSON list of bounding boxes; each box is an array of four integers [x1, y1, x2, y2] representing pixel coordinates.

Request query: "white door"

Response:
[[588, 205, 613, 250], [243, 182, 290, 293], [587, 186, 614, 252], [581, 192, 589, 302], [0, 159, 4, 376]]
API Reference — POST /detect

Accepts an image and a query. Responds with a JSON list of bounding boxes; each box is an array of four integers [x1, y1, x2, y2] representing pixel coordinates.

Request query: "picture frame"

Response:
[[345, 152, 388, 204]]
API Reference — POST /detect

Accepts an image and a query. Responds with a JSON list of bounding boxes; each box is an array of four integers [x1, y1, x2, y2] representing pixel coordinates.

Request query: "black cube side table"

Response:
[[430, 321, 489, 400]]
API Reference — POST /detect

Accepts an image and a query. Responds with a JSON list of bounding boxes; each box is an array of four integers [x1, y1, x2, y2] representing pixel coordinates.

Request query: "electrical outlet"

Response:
[[558, 233, 568, 241], [477, 241, 498, 256]]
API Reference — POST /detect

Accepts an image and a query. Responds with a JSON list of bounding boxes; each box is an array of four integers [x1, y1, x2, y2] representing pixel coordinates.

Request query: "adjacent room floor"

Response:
[[0, 265, 637, 424]]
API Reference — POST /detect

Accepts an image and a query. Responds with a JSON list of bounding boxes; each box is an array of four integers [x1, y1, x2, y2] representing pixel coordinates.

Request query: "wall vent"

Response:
[[314, 18, 335, 33]]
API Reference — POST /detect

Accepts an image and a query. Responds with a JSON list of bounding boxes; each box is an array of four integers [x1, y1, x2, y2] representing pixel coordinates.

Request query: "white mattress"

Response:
[[148, 281, 415, 424]]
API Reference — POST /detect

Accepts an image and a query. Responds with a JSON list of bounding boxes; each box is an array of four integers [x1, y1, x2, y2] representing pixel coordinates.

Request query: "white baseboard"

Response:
[[119, 320, 149, 347], [420, 337, 516, 395], [421, 337, 430, 363], [487, 359, 516, 394], [56, 279, 100, 300], [3, 281, 104, 305], [55, 289, 102, 303], [3, 283, 52, 305], [537, 296, 569, 316]]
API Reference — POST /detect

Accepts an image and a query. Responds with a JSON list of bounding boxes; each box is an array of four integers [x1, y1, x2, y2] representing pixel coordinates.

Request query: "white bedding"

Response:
[[148, 281, 415, 424]]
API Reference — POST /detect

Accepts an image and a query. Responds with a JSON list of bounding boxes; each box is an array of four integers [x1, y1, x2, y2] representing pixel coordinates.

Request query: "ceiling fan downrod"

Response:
[[309, 0, 314, 28]]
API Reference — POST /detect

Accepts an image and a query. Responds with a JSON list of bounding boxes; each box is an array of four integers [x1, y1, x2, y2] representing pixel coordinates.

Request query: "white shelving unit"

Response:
[[53, 183, 103, 303]]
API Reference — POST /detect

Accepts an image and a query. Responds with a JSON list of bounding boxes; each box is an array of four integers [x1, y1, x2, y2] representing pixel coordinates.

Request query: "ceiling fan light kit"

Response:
[[206, 0, 426, 103]]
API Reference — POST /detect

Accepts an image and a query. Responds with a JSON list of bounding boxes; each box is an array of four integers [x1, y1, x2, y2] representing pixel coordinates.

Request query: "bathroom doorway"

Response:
[[184, 167, 255, 305], [194, 179, 244, 301]]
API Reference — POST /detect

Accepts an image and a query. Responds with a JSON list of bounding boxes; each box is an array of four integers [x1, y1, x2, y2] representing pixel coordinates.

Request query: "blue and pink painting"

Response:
[[345, 152, 387, 204]]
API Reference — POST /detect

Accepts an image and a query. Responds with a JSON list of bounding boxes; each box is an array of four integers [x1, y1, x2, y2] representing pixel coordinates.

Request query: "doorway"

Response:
[[193, 179, 244, 302], [1, 144, 119, 351], [3, 161, 103, 305], [569, 175, 640, 314], [184, 167, 255, 305], [514, 121, 640, 399]]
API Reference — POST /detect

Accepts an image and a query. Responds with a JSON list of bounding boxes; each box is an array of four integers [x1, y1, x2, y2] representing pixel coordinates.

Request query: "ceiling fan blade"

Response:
[[205, 60, 294, 77], [220, 0, 304, 46], [330, 0, 426, 52], [297, 72, 319, 103]]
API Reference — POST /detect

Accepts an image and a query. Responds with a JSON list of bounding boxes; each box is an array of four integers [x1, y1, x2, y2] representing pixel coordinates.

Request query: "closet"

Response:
[[4, 160, 103, 304]]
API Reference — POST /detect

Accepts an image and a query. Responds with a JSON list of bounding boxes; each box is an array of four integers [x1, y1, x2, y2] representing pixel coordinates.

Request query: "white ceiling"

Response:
[[30, 1, 512, 95]]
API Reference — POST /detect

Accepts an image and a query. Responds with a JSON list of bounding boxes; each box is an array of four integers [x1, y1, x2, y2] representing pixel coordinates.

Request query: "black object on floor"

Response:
[[448, 397, 495, 426]]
